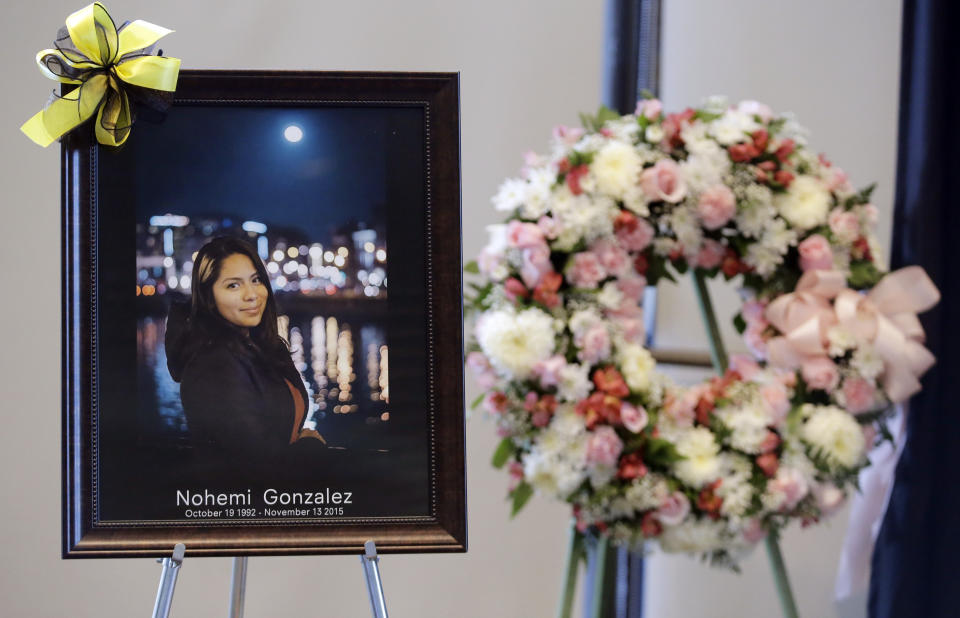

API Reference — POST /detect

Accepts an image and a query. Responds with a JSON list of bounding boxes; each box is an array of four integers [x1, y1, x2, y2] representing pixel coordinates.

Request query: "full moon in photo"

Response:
[[284, 125, 304, 143]]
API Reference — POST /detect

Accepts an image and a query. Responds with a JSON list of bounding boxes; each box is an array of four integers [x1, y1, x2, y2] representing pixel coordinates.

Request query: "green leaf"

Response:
[[733, 312, 747, 335], [848, 261, 883, 289], [595, 105, 621, 126], [470, 392, 485, 410], [510, 481, 534, 517], [464, 260, 480, 274], [491, 437, 515, 469], [645, 437, 684, 466]]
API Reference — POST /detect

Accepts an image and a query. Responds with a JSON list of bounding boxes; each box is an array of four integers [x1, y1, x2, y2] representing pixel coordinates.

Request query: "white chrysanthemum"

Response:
[[736, 186, 776, 238], [522, 446, 587, 499], [778, 112, 810, 146], [679, 122, 712, 153], [617, 343, 657, 393], [492, 178, 529, 212], [744, 244, 783, 277], [625, 474, 669, 512], [717, 454, 755, 516], [673, 427, 722, 488], [557, 363, 592, 402], [574, 133, 608, 155], [605, 117, 641, 143], [852, 344, 884, 380], [644, 124, 665, 144], [569, 308, 603, 338], [597, 282, 624, 310], [477, 308, 556, 379], [801, 405, 866, 469], [550, 188, 618, 250], [551, 404, 587, 437], [715, 402, 772, 454], [680, 152, 728, 196], [826, 326, 857, 357], [668, 204, 703, 260], [622, 185, 650, 216], [709, 110, 759, 145], [592, 141, 643, 200], [521, 167, 556, 219], [774, 175, 831, 230], [658, 518, 727, 553], [760, 218, 798, 255]]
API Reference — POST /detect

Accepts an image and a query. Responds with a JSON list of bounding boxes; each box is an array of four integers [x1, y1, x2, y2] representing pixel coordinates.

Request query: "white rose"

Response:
[[774, 175, 831, 230], [644, 124, 665, 144]]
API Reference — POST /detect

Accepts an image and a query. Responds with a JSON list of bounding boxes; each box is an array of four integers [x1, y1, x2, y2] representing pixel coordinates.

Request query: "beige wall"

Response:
[[0, 1, 899, 616]]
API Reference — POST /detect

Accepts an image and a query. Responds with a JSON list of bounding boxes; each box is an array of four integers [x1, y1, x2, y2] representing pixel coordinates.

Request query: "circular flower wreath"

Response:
[[465, 97, 939, 566]]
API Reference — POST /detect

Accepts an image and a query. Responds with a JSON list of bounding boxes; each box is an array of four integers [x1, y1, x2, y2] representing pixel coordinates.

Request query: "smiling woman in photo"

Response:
[[165, 236, 324, 456]]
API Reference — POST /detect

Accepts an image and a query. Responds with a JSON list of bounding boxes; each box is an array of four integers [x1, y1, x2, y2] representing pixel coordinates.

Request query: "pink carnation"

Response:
[[655, 491, 690, 526], [636, 98, 662, 121], [553, 125, 585, 147], [578, 324, 611, 364], [730, 354, 761, 380], [621, 403, 649, 434], [664, 388, 699, 427], [613, 316, 645, 343], [617, 273, 647, 303], [616, 217, 655, 253], [828, 209, 860, 244], [506, 220, 545, 249], [520, 244, 553, 288], [465, 352, 497, 389], [742, 518, 768, 543], [585, 426, 624, 468], [696, 238, 726, 269], [532, 355, 567, 388], [760, 382, 791, 426], [640, 159, 686, 203], [697, 185, 736, 230], [798, 234, 834, 271], [537, 215, 562, 240], [801, 357, 840, 392], [567, 252, 607, 289], [841, 377, 877, 414], [591, 238, 631, 278], [769, 468, 809, 511]]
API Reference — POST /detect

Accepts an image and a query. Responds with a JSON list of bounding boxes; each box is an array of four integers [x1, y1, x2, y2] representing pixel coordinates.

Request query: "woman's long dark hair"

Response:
[[166, 236, 291, 381]]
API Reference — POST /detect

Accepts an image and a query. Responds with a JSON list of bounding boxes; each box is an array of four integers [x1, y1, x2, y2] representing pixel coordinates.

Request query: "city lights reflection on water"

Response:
[[137, 314, 389, 438]]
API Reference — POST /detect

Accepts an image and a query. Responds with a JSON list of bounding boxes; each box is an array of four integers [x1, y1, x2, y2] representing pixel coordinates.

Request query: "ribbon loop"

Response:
[[21, 2, 180, 147]]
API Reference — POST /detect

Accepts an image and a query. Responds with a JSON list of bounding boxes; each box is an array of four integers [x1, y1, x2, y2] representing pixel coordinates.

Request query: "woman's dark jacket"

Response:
[[165, 304, 310, 458]]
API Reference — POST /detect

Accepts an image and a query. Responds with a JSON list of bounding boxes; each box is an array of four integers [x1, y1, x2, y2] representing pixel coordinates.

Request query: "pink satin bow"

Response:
[[764, 267, 939, 402]]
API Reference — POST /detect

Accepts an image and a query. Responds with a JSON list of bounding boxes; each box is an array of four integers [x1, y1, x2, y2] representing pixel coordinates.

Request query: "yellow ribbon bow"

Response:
[[20, 2, 181, 147]]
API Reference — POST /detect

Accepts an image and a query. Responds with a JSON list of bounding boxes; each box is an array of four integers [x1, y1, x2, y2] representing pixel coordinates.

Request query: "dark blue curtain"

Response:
[[869, 1, 960, 616]]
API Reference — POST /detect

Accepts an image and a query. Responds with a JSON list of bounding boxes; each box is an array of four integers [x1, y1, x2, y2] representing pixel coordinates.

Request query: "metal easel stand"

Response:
[[152, 543, 186, 618], [361, 540, 389, 618], [153, 541, 388, 618]]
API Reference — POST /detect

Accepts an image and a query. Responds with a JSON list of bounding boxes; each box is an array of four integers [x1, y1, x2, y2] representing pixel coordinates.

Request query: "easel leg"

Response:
[[228, 557, 248, 618], [152, 543, 186, 618], [360, 540, 389, 618]]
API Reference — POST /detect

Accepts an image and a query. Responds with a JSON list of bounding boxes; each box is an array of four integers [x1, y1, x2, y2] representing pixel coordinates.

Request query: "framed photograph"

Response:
[[62, 71, 465, 557]]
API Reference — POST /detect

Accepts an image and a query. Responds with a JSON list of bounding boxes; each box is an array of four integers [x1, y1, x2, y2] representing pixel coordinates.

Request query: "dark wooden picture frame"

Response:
[[62, 71, 465, 558]]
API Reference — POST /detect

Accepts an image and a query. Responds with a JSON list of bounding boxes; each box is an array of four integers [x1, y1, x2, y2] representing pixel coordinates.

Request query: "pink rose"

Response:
[[697, 185, 736, 230], [825, 167, 852, 193], [812, 483, 846, 516], [585, 426, 624, 468], [616, 273, 647, 303], [741, 299, 767, 324], [591, 238, 630, 277], [506, 220, 545, 249], [537, 215, 562, 240], [737, 100, 774, 123], [520, 244, 553, 288], [828, 209, 860, 244], [801, 357, 840, 392], [616, 217, 655, 253], [639, 159, 687, 203], [553, 125, 585, 147], [466, 352, 497, 390], [655, 491, 690, 526], [769, 468, 809, 511], [621, 403, 649, 434], [664, 387, 700, 427], [760, 382, 791, 426], [742, 518, 768, 544], [567, 252, 607, 289], [578, 324, 611, 364], [841, 377, 877, 414], [798, 234, 834, 271], [862, 203, 879, 225], [744, 323, 769, 360], [532, 355, 567, 388], [730, 353, 761, 380], [696, 238, 726, 269], [636, 98, 662, 121]]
